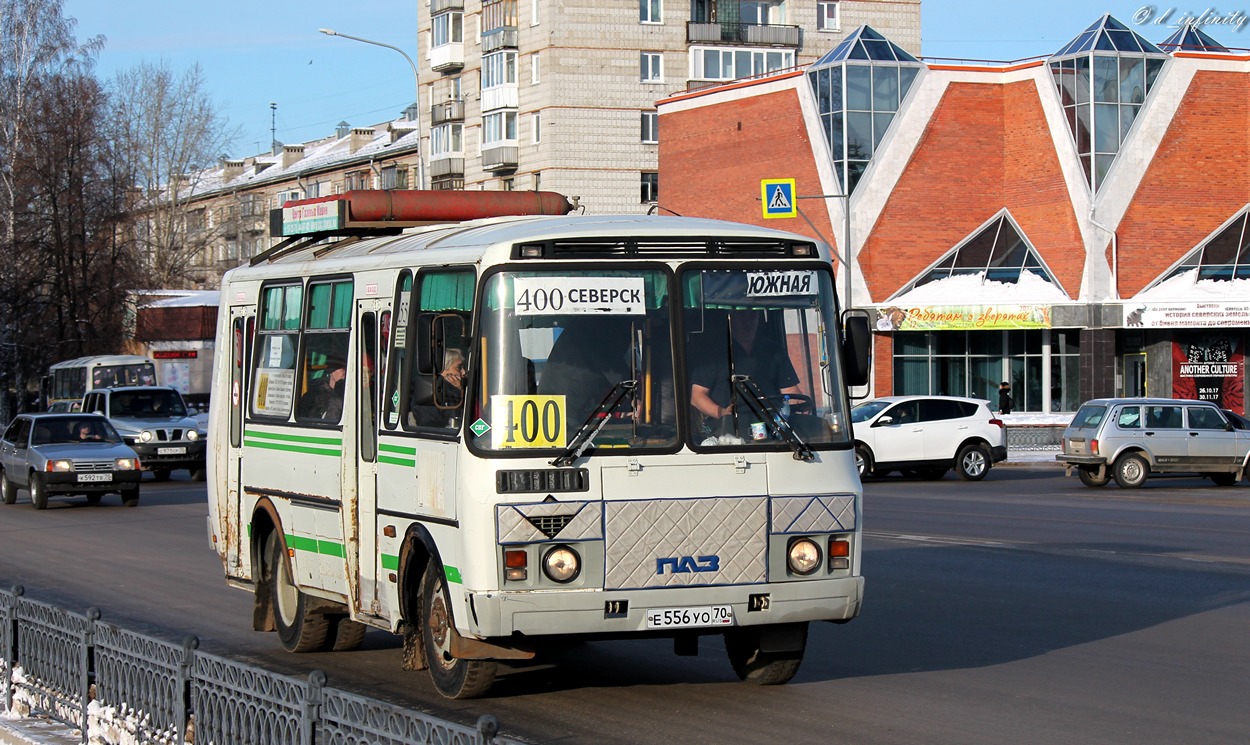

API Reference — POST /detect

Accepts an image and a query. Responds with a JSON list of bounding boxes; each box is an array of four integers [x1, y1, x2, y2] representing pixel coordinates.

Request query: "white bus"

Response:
[[206, 190, 871, 698], [43, 354, 159, 410]]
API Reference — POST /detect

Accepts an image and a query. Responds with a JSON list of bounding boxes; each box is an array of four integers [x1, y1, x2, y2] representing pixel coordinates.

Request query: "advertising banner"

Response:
[[875, 304, 1052, 331], [1172, 333, 1245, 410], [1126, 301, 1250, 328]]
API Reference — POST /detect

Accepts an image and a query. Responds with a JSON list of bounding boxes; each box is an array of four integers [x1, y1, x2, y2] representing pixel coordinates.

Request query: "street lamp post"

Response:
[[319, 28, 427, 190]]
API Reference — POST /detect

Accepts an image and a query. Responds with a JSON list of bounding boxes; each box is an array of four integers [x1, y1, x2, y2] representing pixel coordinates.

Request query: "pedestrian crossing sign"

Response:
[[761, 179, 796, 219]]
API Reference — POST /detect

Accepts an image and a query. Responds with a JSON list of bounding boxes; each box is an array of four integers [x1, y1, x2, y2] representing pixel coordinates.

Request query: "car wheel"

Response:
[[1112, 452, 1149, 488], [268, 532, 330, 653], [422, 564, 497, 699], [854, 444, 873, 478], [0, 469, 16, 505], [1209, 472, 1237, 487], [725, 623, 807, 685], [955, 444, 990, 481], [1077, 467, 1110, 487], [121, 486, 140, 507], [30, 473, 48, 510]]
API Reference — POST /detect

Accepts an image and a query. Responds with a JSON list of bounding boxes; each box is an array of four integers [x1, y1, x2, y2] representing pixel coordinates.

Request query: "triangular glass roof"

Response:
[[1146, 208, 1250, 291], [888, 211, 1067, 300], [1052, 14, 1167, 58], [811, 25, 921, 69], [1158, 23, 1230, 53]]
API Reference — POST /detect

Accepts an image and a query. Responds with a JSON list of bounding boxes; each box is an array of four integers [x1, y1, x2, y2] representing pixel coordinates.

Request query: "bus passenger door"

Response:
[[225, 308, 253, 576], [354, 301, 385, 616]]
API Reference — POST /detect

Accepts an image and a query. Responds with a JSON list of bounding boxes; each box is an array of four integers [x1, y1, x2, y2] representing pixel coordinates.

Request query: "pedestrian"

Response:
[[998, 381, 1013, 414]]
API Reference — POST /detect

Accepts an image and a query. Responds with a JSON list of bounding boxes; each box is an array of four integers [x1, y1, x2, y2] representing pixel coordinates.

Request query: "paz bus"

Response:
[[43, 354, 158, 410], [205, 189, 871, 699]]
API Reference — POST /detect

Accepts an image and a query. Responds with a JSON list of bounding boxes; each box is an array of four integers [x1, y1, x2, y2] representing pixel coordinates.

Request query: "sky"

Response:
[[60, 0, 1250, 161]]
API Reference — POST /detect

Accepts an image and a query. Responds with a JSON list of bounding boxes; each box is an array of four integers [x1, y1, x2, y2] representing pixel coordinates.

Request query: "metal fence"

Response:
[[1006, 425, 1065, 451], [0, 585, 522, 745]]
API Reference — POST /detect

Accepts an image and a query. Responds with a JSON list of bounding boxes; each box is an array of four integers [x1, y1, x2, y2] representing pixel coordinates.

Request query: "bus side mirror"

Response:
[[842, 313, 871, 388]]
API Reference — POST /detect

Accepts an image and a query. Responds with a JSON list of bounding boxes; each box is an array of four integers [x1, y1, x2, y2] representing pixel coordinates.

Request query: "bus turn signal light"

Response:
[[504, 549, 528, 581]]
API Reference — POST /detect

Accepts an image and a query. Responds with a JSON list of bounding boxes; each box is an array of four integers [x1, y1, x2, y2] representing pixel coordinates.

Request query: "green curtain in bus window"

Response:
[[419, 271, 475, 312], [262, 286, 284, 329], [331, 282, 353, 327], [308, 283, 332, 329], [282, 286, 303, 330]]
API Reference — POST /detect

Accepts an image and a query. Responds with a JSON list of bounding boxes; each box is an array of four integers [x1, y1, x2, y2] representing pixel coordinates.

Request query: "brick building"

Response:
[[658, 16, 1250, 414]]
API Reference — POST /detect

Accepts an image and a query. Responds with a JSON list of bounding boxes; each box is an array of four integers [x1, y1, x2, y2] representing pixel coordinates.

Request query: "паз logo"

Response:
[[656, 555, 720, 574]]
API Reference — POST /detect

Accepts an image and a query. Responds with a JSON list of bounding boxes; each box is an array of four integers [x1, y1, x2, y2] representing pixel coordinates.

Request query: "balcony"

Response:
[[686, 21, 800, 47], [431, 0, 463, 12], [481, 145, 518, 172], [429, 157, 465, 179], [430, 99, 465, 125], [430, 42, 463, 72], [481, 27, 518, 53]]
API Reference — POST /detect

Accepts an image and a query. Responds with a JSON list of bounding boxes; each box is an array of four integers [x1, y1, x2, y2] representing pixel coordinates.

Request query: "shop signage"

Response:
[[1172, 333, 1244, 410], [875, 304, 1052, 331], [282, 199, 344, 235], [1124, 301, 1250, 328]]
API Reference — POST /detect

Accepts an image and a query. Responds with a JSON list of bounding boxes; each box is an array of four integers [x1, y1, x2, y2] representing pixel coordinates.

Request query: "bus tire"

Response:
[[268, 532, 330, 653], [1, 469, 16, 505], [30, 473, 49, 510], [422, 565, 497, 699], [724, 624, 806, 685], [326, 615, 368, 652]]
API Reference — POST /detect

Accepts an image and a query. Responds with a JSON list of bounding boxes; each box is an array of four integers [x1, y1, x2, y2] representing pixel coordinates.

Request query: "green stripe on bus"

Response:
[[378, 443, 417, 456], [381, 553, 399, 571], [286, 534, 346, 559], [378, 455, 415, 467], [244, 439, 342, 458], [245, 429, 343, 446], [445, 565, 462, 584]]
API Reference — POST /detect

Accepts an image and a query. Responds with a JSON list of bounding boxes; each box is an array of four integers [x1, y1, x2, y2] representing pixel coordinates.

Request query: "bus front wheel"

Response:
[[267, 532, 330, 653], [724, 623, 807, 685], [421, 565, 497, 699]]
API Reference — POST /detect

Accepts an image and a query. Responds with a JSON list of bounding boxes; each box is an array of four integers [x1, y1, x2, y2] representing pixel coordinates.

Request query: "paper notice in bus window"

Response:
[[514, 277, 645, 315], [745, 270, 817, 297], [254, 368, 295, 416], [490, 395, 567, 449]]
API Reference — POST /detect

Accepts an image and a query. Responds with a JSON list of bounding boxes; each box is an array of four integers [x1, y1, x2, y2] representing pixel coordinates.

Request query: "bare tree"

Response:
[[108, 60, 239, 288], [0, 0, 102, 418]]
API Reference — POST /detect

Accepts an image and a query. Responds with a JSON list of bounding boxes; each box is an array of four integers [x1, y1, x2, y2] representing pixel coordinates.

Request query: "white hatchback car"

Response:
[[851, 395, 1008, 481]]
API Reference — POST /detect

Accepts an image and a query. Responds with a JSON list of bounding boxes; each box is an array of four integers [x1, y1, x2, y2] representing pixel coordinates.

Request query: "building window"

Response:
[[482, 0, 517, 33], [432, 123, 464, 156], [346, 170, 371, 191], [740, 0, 784, 24], [641, 52, 663, 83], [640, 0, 661, 24], [532, 112, 541, 143], [532, 51, 540, 84], [484, 110, 518, 145], [483, 50, 518, 89], [641, 171, 658, 203], [817, 1, 840, 31], [502, 177, 515, 191], [380, 165, 409, 190], [432, 12, 463, 47], [641, 111, 658, 143], [691, 46, 794, 81]]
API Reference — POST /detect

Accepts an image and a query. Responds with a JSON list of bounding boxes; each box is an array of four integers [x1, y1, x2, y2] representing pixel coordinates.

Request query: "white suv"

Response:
[[851, 395, 1008, 481]]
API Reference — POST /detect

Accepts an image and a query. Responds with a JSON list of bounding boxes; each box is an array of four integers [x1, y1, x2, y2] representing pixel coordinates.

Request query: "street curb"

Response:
[[0, 717, 81, 745]]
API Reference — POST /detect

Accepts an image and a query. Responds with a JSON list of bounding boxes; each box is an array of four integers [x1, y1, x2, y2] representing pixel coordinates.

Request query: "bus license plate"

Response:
[[157, 447, 186, 455], [78, 473, 112, 483], [646, 605, 733, 629]]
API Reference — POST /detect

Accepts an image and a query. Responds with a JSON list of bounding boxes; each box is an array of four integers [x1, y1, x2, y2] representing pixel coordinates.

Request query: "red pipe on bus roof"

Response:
[[288, 189, 575, 223]]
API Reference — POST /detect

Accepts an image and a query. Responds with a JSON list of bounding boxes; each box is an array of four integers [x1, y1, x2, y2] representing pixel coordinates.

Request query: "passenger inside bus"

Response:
[[408, 347, 467, 428], [298, 358, 347, 422]]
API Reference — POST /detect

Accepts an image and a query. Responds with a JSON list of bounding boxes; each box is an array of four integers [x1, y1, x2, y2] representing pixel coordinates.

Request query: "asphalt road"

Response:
[[2, 466, 1249, 744]]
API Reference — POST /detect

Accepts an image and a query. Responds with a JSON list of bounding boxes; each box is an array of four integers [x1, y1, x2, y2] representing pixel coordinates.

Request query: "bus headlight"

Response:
[[542, 545, 580, 583], [139, 430, 154, 443], [787, 538, 822, 576]]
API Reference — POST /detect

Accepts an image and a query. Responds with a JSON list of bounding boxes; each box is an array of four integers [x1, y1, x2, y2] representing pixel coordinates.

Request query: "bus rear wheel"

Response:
[[724, 623, 806, 685], [267, 532, 330, 653], [422, 565, 496, 699]]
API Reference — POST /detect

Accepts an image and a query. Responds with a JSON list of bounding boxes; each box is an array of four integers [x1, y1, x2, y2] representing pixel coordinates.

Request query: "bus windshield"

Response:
[[476, 268, 677, 454]]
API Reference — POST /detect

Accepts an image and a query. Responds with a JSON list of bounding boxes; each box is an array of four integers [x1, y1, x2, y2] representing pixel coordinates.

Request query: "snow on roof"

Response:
[[1133, 269, 1250, 301], [141, 290, 219, 308], [883, 270, 1070, 305]]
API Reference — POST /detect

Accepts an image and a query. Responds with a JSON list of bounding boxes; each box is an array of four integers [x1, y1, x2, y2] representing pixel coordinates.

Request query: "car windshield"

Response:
[[110, 390, 187, 418], [1071, 404, 1106, 428], [852, 400, 891, 423], [32, 418, 122, 445]]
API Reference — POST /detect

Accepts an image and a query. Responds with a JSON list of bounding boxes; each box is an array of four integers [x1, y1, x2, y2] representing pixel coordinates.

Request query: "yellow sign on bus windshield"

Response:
[[490, 395, 567, 449]]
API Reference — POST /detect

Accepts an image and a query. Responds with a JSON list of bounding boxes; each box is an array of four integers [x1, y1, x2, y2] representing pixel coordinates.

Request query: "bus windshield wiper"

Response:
[[731, 375, 814, 461], [551, 379, 638, 468]]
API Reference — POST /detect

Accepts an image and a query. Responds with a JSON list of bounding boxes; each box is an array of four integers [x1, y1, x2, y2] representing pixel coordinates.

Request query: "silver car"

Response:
[[1057, 397, 1250, 488], [0, 413, 142, 509]]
